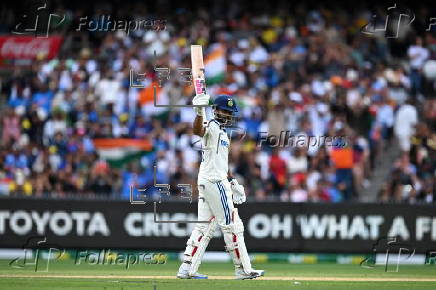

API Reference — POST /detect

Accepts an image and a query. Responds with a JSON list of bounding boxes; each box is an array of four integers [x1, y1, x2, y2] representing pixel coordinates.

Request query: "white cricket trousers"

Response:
[[197, 177, 234, 226]]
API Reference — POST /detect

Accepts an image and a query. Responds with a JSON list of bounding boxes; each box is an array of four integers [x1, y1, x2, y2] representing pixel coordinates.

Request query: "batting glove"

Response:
[[230, 178, 246, 204], [193, 94, 210, 115]]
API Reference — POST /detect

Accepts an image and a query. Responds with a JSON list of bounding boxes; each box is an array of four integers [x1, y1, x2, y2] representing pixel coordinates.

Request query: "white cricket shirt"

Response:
[[198, 119, 229, 182]]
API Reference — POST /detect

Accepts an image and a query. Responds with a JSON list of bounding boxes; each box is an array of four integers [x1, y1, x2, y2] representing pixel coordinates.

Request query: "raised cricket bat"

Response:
[[191, 45, 208, 126]]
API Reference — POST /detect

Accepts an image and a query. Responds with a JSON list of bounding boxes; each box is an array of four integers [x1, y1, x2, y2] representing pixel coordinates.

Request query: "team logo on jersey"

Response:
[[220, 139, 229, 147], [227, 99, 233, 107]]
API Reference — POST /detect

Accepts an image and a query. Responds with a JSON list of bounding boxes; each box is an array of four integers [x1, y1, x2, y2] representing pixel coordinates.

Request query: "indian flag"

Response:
[[138, 81, 162, 105], [93, 139, 153, 168], [138, 80, 170, 117], [205, 43, 226, 85]]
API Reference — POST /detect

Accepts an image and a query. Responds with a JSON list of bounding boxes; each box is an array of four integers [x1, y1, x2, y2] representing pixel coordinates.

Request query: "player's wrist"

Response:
[[194, 107, 202, 116]]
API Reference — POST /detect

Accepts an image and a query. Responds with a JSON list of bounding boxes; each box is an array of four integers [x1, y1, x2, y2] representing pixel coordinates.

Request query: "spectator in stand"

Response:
[[2, 108, 21, 146], [386, 154, 419, 202], [394, 99, 418, 153], [407, 37, 429, 97], [268, 149, 287, 197]]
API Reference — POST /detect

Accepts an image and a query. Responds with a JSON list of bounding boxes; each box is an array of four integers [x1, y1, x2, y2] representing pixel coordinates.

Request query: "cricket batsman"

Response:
[[177, 94, 265, 280]]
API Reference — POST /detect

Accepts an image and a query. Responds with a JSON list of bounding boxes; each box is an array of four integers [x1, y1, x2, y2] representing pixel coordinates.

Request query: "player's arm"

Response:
[[193, 115, 205, 137], [227, 169, 233, 181], [227, 141, 235, 180], [227, 141, 234, 179]]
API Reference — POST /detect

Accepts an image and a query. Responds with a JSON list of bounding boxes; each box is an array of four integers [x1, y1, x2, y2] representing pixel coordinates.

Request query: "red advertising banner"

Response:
[[0, 36, 63, 60]]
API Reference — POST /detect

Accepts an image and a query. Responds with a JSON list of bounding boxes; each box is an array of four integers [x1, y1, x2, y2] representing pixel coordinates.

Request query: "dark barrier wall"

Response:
[[1, 198, 435, 253]]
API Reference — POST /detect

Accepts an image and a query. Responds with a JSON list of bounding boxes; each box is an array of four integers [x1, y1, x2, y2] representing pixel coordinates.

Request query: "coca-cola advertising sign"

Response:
[[0, 36, 63, 60]]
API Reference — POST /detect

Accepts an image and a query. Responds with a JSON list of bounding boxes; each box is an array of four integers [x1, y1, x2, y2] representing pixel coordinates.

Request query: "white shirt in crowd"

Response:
[[407, 45, 429, 70], [290, 188, 308, 202], [394, 104, 417, 137], [95, 78, 121, 105], [287, 155, 308, 174]]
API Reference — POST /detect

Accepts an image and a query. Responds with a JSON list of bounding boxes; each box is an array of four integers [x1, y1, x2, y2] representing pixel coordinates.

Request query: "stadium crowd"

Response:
[[0, 1, 435, 203]]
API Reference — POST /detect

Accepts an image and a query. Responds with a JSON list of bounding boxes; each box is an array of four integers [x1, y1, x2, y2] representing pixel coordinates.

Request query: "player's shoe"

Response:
[[176, 271, 208, 279], [176, 262, 208, 279], [235, 267, 265, 280]]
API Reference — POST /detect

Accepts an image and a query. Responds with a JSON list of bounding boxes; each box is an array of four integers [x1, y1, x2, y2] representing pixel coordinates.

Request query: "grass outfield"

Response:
[[0, 260, 435, 289]]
